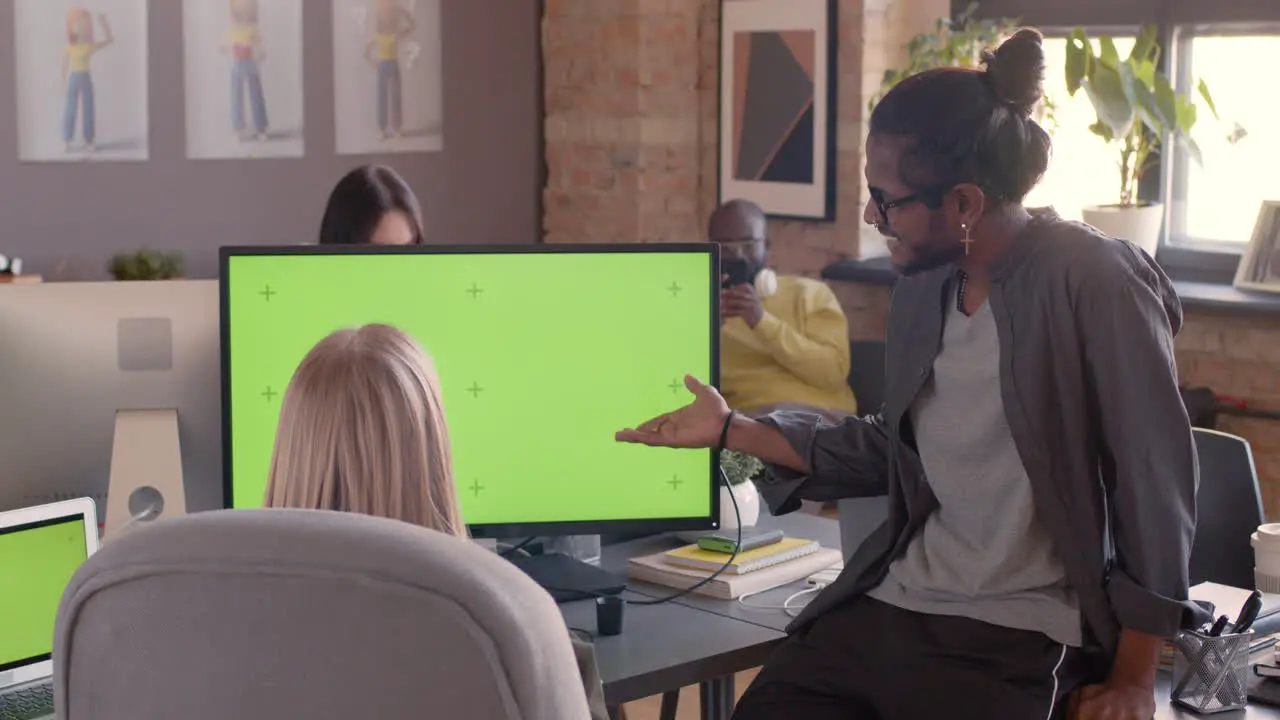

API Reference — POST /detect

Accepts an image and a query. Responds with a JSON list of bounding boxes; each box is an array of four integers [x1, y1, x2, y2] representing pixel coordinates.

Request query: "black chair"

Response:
[[1189, 428, 1264, 589], [847, 340, 887, 414], [837, 341, 889, 558]]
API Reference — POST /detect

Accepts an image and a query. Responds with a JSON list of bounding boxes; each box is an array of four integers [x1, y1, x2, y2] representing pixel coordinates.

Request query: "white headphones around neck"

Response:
[[755, 268, 779, 298]]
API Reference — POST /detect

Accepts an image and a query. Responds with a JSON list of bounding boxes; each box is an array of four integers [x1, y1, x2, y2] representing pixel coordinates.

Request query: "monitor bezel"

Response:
[[219, 242, 722, 539], [0, 497, 97, 678]]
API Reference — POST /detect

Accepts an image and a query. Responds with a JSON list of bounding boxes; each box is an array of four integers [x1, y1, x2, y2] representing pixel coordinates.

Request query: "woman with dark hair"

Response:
[[617, 29, 1200, 720], [318, 165, 425, 245]]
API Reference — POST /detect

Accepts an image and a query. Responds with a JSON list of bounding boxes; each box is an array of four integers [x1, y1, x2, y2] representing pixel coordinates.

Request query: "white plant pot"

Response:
[[1081, 203, 1164, 257], [719, 481, 760, 530]]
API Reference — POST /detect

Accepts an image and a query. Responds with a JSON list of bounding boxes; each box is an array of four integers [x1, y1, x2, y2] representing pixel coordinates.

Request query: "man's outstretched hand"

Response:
[[615, 375, 730, 449]]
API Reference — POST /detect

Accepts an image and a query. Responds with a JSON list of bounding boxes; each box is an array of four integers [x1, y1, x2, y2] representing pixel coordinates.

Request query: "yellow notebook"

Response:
[[663, 537, 819, 575]]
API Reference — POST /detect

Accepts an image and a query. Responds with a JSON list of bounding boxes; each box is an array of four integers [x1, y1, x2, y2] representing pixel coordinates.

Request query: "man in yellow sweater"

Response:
[[713, 200, 858, 418]]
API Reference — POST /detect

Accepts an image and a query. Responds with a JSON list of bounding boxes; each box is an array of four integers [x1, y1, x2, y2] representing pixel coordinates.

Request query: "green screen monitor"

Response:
[[0, 497, 97, 682], [220, 244, 720, 539]]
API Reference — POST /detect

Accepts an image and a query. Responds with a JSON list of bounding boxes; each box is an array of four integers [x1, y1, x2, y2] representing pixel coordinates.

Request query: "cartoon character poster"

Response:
[[13, 0, 149, 163], [332, 0, 442, 155], [184, 0, 305, 159]]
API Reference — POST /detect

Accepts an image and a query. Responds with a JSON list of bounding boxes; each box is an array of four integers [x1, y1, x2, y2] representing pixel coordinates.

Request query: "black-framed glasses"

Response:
[[869, 185, 949, 223]]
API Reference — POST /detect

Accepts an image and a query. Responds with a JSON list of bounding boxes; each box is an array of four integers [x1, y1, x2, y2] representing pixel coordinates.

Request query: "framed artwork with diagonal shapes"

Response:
[[718, 0, 838, 221]]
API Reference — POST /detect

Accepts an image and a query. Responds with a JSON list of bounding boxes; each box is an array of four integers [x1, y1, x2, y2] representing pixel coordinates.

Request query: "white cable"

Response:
[[113, 505, 159, 536], [737, 585, 823, 617]]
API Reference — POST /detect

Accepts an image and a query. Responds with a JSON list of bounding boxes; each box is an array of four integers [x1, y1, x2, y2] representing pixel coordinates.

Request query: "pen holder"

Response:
[[1171, 629, 1253, 714]]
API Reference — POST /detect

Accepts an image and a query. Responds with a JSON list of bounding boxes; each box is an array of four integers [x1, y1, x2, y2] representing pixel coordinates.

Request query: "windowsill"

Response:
[[822, 258, 1280, 316]]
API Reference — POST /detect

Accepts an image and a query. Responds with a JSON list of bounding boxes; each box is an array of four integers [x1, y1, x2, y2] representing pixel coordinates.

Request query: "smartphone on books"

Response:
[[697, 527, 784, 554]]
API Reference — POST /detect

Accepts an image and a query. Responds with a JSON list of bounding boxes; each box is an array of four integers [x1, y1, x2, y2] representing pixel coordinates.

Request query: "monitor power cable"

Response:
[[551, 411, 746, 610]]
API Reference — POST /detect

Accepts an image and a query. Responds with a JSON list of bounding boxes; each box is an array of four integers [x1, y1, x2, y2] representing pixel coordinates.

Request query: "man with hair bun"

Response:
[[617, 28, 1203, 719]]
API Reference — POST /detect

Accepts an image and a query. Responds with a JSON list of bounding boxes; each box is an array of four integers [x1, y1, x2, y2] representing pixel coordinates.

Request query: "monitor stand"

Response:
[[105, 409, 187, 540], [508, 553, 626, 603]]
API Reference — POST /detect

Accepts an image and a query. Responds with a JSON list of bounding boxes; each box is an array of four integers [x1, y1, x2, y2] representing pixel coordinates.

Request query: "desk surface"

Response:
[[557, 591, 783, 707], [598, 512, 1280, 718]]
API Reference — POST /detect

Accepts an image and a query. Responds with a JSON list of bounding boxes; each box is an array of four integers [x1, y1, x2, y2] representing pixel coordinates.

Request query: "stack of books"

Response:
[[626, 536, 842, 600]]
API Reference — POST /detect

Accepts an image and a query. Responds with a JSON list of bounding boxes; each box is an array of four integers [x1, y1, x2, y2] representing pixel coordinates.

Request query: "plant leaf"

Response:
[[1197, 78, 1220, 119], [1121, 62, 1171, 135], [1089, 119, 1116, 142], [1098, 36, 1121, 69], [1129, 25, 1159, 63], [1178, 97, 1198, 132], [1065, 28, 1090, 96], [1132, 58, 1156, 88], [1084, 61, 1135, 138], [1154, 73, 1179, 133]]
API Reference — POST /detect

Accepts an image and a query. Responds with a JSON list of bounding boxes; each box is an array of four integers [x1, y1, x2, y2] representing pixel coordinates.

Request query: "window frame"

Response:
[[1160, 22, 1280, 281], [961, 0, 1280, 281]]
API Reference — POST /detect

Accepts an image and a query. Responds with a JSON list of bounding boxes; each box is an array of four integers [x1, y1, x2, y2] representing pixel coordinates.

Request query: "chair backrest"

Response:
[[1190, 428, 1264, 589], [836, 429, 1263, 588], [847, 340, 887, 414], [53, 509, 591, 720]]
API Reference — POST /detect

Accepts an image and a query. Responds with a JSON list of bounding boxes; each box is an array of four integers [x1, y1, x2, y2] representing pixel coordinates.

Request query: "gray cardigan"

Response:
[[756, 211, 1210, 670]]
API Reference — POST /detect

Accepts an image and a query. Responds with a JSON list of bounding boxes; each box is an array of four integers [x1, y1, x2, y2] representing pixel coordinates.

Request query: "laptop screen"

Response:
[[0, 515, 90, 671]]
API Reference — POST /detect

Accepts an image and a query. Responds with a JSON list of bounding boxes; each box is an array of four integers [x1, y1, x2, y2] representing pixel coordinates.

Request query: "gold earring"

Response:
[[961, 223, 973, 256]]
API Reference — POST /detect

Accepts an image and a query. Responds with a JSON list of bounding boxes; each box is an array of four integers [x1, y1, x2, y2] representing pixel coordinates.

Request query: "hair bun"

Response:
[[980, 28, 1046, 118]]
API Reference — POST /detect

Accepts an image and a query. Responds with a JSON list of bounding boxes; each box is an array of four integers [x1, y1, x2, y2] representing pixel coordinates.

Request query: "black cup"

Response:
[[596, 595, 625, 636]]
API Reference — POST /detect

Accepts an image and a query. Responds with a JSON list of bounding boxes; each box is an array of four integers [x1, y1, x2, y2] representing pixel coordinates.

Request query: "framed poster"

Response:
[[1233, 200, 1280, 294], [183, 0, 306, 160], [14, 0, 150, 162], [718, 0, 837, 221], [332, 0, 443, 155]]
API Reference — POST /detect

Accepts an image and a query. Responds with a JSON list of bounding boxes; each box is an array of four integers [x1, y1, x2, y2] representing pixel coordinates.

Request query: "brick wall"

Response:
[[1177, 312, 1280, 515], [543, 0, 946, 275], [542, 1, 1280, 516]]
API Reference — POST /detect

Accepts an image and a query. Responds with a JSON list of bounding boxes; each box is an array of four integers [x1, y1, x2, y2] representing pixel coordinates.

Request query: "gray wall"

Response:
[[0, 1, 542, 279]]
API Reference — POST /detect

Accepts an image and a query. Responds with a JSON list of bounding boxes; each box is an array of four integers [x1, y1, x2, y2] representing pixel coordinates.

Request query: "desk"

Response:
[[558, 592, 783, 717], [595, 512, 1280, 719]]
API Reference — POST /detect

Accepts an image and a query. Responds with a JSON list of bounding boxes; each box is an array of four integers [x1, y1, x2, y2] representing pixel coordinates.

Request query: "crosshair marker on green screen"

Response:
[[225, 251, 716, 527]]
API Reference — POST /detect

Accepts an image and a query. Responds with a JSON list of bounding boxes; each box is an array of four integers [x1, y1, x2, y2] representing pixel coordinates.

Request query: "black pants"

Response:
[[733, 597, 1091, 720]]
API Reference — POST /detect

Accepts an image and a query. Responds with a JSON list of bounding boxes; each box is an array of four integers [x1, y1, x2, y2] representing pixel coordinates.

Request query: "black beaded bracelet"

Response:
[[716, 410, 736, 453]]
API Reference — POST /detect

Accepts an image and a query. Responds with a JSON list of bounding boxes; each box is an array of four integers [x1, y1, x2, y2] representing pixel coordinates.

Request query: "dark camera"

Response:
[[721, 257, 752, 288]]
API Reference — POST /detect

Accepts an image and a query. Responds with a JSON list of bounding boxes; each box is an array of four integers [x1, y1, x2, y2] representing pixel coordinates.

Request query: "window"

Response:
[[1024, 35, 1137, 223], [1169, 31, 1280, 248]]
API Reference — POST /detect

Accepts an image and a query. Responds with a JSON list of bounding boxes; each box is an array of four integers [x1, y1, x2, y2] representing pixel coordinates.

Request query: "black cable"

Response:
[[629, 410, 743, 606], [628, 464, 742, 606], [500, 536, 538, 558], [538, 466, 742, 607], [543, 412, 745, 606]]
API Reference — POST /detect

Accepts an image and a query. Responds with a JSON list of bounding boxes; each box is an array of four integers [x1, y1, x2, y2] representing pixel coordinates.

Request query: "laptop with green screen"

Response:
[[0, 498, 98, 720]]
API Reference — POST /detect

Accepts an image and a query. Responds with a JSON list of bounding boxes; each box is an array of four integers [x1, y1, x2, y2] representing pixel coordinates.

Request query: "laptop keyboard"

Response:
[[0, 681, 53, 720]]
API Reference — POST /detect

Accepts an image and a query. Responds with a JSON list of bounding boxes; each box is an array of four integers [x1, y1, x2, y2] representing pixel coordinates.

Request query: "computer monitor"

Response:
[[0, 282, 223, 521], [220, 244, 720, 544], [0, 497, 98, 688]]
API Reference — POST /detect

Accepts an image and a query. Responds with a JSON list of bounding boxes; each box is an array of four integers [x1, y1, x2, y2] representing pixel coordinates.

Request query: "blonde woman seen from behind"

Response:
[[264, 325, 608, 720]]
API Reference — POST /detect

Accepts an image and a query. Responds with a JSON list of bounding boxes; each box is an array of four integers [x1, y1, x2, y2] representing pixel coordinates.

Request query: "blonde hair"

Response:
[[264, 324, 464, 537], [66, 8, 92, 44]]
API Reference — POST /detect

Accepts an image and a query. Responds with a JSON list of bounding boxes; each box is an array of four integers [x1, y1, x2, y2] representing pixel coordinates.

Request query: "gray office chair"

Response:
[[1189, 427, 1264, 589], [53, 508, 592, 720], [838, 340, 890, 558]]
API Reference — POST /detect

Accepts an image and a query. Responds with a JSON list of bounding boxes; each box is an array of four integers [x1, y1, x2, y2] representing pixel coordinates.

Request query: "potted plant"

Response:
[[107, 249, 185, 281], [718, 449, 762, 530], [872, 4, 1045, 119], [1065, 25, 1240, 255]]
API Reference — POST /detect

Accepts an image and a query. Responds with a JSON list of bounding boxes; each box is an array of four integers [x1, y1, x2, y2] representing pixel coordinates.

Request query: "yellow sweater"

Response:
[[721, 276, 858, 414]]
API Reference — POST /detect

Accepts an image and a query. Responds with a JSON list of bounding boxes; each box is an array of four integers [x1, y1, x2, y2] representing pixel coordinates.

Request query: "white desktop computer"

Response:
[[0, 281, 222, 534]]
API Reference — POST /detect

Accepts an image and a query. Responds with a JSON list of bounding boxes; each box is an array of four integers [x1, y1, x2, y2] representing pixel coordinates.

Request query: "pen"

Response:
[[1208, 614, 1230, 637], [1232, 590, 1264, 634]]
